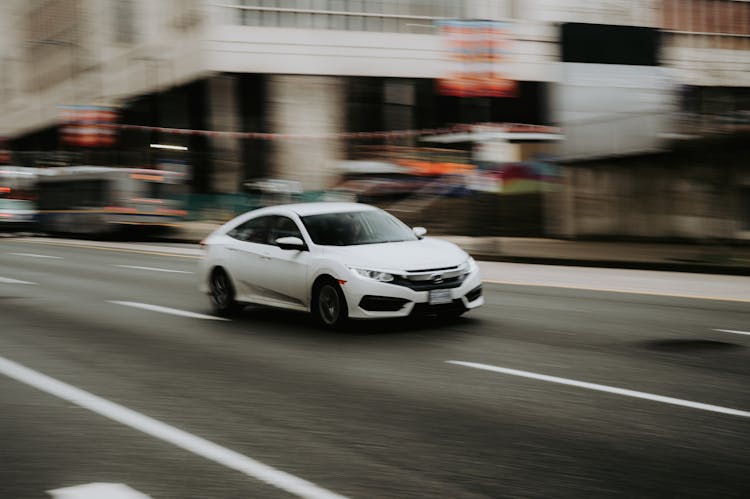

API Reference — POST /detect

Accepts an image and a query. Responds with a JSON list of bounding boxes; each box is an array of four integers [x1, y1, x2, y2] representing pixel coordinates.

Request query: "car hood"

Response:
[[322, 237, 467, 272]]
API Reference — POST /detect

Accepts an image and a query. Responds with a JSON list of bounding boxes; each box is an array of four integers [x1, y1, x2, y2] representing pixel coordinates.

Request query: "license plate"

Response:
[[428, 289, 453, 305]]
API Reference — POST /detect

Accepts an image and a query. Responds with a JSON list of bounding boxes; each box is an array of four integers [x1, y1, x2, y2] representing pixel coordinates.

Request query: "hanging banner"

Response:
[[107, 122, 558, 140], [59, 105, 118, 147], [436, 19, 516, 98]]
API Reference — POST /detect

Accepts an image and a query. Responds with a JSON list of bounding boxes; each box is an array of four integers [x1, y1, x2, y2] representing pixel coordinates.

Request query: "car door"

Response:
[[256, 215, 311, 308], [224, 215, 273, 301]]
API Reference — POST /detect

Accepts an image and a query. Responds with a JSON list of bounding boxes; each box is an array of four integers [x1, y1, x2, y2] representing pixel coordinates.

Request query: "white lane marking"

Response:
[[114, 264, 193, 274], [713, 329, 750, 337], [108, 301, 229, 321], [48, 482, 152, 499], [8, 252, 63, 259], [0, 356, 348, 499], [447, 360, 750, 419], [0, 276, 36, 285]]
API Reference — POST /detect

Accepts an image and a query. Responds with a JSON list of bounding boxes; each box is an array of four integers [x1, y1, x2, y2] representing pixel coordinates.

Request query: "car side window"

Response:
[[268, 215, 303, 245], [227, 216, 271, 244]]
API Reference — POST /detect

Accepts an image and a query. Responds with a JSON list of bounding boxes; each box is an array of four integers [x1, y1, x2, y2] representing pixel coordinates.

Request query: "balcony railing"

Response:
[[213, 1, 466, 33]]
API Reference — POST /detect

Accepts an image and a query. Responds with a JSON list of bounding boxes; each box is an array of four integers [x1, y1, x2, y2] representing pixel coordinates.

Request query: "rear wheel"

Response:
[[313, 280, 348, 329], [209, 268, 241, 317]]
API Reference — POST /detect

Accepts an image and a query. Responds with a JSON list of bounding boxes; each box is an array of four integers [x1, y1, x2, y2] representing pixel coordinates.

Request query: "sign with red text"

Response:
[[59, 105, 118, 147], [437, 19, 516, 98]]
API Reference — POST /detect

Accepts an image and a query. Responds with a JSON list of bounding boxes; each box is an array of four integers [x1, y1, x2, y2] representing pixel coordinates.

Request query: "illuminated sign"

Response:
[[437, 20, 516, 98], [59, 105, 118, 147]]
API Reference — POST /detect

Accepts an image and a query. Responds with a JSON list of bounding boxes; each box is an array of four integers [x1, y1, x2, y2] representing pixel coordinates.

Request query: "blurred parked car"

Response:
[[242, 178, 303, 206], [198, 202, 483, 327], [329, 161, 425, 203], [329, 178, 421, 203], [0, 166, 39, 230], [0, 198, 38, 230]]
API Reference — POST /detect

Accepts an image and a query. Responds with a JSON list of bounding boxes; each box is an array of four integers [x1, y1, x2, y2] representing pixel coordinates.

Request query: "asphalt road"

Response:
[[1, 237, 749, 499]]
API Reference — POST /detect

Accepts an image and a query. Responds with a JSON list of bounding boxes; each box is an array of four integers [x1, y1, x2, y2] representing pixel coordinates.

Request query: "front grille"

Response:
[[465, 285, 482, 302], [359, 295, 409, 312], [410, 299, 467, 316], [391, 275, 464, 291], [405, 265, 456, 273]]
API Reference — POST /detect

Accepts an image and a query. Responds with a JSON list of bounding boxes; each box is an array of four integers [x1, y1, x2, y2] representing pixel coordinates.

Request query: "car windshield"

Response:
[[301, 210, 418, 246]]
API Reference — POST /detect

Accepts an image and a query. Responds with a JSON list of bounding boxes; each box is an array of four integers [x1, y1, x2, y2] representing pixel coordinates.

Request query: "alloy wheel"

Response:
[[318, 284, 340, 325], [210, 270, 237, 316]]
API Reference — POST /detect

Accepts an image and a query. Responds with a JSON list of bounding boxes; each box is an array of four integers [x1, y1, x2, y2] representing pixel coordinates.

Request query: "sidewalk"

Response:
[[165, 221, 750, 276]]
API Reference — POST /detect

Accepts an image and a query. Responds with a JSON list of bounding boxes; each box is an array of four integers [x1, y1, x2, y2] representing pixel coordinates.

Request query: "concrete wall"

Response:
[[267, 75, 345, 191], [528, 0, 659, 27], [560, 140, 748, 240], [553, 64, 678, 160], [662, 34, 750, 88], [0, 0, 208, 136]]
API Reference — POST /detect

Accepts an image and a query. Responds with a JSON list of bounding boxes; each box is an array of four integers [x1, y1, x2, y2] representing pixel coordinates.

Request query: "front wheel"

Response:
[[313, 281, 348, 329], [209, 268, 241, 317]]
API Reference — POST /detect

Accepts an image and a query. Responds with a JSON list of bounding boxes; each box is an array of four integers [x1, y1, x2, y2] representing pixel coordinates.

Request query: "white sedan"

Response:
[[198, 202, 483, 327]]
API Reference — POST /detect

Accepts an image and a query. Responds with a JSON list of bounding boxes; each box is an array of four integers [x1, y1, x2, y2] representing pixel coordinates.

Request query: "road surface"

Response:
[[1, 236, 749, 498]]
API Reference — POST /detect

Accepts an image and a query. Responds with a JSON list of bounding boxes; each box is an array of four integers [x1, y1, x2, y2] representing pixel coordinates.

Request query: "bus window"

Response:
[[141, 180, 182, 200]]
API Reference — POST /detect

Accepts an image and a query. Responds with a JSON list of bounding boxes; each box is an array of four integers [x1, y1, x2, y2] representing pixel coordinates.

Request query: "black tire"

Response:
[[209, 268, 241, 317], [313, 280, 348, 329]]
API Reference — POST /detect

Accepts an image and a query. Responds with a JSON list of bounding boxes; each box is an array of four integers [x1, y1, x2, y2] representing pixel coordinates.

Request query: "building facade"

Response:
[[0, 0, 748, 238]]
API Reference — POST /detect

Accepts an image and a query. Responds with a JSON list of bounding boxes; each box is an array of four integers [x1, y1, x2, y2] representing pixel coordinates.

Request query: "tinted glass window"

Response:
[[301, 210, 418, 246], [0, 199, 33, 210], [268, 215, 303, 244], [136, 179, 183, 200], [227, 215, 271, 244], [38, 179, 108, 210], [561, 23, 659, 66]]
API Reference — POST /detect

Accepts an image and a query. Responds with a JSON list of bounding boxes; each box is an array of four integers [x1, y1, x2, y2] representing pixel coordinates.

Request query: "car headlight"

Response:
[[351, 268, 395, 283], [460, 257, 477, 274]]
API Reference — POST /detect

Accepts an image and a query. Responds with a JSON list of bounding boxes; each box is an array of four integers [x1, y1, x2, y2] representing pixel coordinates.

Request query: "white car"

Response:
[[198, 202, 483, 327]]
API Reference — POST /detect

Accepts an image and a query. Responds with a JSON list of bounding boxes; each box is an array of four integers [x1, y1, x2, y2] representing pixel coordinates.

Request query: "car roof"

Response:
[[257, 202, 378, 217]]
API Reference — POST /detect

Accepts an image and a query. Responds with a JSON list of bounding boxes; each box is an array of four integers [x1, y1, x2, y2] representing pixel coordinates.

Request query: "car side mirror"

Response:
[[413, 227, 427, 238], [276, 236, 306, 251]]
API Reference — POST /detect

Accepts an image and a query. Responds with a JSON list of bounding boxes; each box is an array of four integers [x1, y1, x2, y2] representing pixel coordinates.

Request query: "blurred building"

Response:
[[547, 0, 750, 240], [0, 0, 551, 192], [0, 0, 748, 239]]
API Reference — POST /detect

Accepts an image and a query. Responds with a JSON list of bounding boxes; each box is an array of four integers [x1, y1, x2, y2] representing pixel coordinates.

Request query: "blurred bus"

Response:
[[37, 166, 187, 235], [0, 166, 39, 230]]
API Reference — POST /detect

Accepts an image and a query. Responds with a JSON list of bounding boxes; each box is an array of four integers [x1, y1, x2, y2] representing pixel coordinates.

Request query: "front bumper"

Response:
[[342, 268, 484, 319]]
